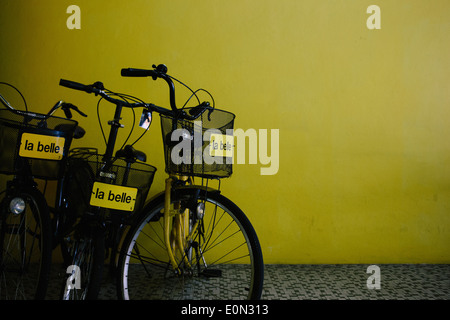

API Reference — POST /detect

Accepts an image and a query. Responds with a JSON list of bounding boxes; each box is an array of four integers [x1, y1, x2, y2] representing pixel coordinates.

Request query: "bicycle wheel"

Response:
[[0, 186, 52, 300], [61, 223, 104, 300], [117, 188, 264, 300], [58, 155, 96, 266]]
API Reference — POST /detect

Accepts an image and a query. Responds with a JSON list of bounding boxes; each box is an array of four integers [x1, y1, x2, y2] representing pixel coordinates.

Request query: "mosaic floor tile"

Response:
[[44, 264, 450, 300]]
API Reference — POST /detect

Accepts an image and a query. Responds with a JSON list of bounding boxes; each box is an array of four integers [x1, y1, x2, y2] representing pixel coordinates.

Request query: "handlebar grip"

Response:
[[121, 68, 157, 78], [188, 102, 211, 119], [59, 79, 92, 93]]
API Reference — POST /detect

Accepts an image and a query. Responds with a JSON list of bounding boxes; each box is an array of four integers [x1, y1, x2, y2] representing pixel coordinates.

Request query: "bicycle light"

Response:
[[10, 197, 26, 215], [196, 202, 205, 219]]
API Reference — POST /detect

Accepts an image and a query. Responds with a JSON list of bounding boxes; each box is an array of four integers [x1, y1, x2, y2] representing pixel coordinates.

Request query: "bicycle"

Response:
[[0, 82, 151, 300], [59, 64, 264, 300], [0, 82, 85, 299], [55, 98, 157, 299]]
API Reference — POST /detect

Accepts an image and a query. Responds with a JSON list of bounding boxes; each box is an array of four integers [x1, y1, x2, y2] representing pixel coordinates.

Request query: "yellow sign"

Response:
[[90, 182, 138, 211], [209, 133, 234, 158], [19, 133, 65, 160]]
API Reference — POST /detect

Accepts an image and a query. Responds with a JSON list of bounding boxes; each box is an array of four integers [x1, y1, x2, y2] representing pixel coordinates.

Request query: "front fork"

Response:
[[164, 176, 201, 274]]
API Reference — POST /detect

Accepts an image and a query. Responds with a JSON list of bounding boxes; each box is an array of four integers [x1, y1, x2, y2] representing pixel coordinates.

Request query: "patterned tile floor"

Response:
[[46, 264, 450, 300], [261, 264, 450, 300]]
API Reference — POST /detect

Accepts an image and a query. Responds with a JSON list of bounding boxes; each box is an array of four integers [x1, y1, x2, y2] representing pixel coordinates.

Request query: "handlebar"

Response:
[[59, 79, 92, 93], [59, 64, 212, 121], [0, 91, 86, 120], [121, 68, 158, 78], [121, 64, 177, 112], [59, 79, 142, 108]]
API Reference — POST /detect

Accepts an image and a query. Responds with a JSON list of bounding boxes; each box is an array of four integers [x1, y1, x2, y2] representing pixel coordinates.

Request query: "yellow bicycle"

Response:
[[61, 64, 264, 300]]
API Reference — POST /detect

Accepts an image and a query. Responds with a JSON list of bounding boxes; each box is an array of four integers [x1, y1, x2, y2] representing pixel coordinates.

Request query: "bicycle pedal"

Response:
[[200, 269, 222, 278]]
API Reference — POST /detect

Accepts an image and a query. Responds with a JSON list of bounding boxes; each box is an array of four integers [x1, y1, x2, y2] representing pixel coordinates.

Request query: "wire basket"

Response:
[[160, 107, 235, 179], [0, 109, 78, 180], [66, 149, 157, 216]]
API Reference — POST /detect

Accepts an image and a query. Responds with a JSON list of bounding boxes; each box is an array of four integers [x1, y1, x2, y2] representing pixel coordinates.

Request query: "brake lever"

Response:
[[188, 101, 211, 119], [61, 103, 87, 118], [207, 108, 213, 121], [71, 104, 87, 117], [63, 106, 73, 119]]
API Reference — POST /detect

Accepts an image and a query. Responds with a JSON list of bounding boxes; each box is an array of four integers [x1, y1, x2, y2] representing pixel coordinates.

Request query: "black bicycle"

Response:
[[0, 83, 85, 299], [59, 64, 264, 300]]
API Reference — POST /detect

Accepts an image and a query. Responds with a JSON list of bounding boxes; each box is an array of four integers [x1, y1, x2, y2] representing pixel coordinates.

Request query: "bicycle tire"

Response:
[[58, 157, 96, 266], [0, 186, 52, 300], [117, 187, 264, 300], [61, 224, 105, 300]]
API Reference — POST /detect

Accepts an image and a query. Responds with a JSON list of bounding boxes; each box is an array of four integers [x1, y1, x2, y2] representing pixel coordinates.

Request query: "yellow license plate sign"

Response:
[[209, 133, 234, 158], [90, 182, 138, 211], [19, 133, 65, 160]]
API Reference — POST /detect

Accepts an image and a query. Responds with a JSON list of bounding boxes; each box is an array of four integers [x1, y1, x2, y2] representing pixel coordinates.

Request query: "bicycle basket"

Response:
[[160, 107, 235, 179], [0, 109, 78, 179], [66, 149, 157, 216]]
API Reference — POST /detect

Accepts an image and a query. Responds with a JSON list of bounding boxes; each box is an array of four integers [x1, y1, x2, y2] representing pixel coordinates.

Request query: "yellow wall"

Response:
[[1, 0, 449, 263]]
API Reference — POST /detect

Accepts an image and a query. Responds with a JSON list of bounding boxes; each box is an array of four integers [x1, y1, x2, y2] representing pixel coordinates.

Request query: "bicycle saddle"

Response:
[[54, 124, 86, 139], [116, 144, 147, 163]]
